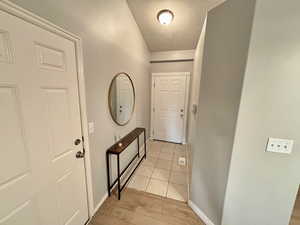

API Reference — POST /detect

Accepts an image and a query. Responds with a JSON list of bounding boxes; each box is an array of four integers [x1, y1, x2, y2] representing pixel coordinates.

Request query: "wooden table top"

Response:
[[106, 127, 145, 154]]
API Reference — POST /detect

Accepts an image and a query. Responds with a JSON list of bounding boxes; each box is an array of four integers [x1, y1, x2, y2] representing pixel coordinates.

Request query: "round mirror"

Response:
[[108, 73, 135, 126]]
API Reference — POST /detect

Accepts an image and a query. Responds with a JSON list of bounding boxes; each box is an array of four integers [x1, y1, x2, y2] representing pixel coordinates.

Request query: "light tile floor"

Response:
[[127, 140, 188, 202]]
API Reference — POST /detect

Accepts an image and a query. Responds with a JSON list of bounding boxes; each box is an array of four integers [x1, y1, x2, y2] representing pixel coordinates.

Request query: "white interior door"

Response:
[[152, 74, 189, 143], [116, 75, 133, 124], [0, 9, 88, 225]]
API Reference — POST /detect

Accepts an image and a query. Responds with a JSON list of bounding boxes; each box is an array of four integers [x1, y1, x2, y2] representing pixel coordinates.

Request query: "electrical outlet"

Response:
[[266, 138, 294, 154]]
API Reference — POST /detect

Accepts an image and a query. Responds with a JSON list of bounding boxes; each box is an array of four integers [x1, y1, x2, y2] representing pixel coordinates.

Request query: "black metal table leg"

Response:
[[117, 154, 121, 200], [106, 152, 111, 196], [144, 130, 147, 159], [137, 136, 140, 158]]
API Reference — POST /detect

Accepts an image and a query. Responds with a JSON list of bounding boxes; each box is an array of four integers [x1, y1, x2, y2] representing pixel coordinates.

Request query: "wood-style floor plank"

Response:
[[91, 188, 205, 225], [290, 189, 300, 225]]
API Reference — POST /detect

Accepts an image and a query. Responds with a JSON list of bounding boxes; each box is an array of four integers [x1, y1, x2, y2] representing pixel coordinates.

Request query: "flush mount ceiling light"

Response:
[[157, 9, 174, 25]]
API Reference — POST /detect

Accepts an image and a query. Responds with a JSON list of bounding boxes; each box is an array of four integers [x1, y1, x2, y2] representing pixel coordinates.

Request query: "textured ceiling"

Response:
[[127, 0, 225, 52]]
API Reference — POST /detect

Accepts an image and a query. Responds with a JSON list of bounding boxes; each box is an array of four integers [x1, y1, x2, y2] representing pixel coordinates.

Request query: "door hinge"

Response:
[[153, 108, 155, 112], [152, 130, 154, 136], [153, 82, 155, 88]]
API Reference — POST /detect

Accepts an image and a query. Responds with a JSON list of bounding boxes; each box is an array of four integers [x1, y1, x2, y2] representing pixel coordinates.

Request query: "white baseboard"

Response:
[[93, 193, 108, 215], [188, 200, 215, 225]]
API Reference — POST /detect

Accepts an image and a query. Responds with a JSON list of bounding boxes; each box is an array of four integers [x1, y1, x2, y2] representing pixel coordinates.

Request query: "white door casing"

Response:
[[0, 1, 93, 224], [151, 72, 190, 144]]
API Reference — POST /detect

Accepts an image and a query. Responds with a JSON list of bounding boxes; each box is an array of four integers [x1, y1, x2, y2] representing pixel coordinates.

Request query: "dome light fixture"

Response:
[[157, 9, 174, 25]]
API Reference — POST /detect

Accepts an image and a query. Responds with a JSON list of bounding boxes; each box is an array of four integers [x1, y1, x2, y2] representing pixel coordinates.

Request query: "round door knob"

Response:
[[74, 139, 81, 145]]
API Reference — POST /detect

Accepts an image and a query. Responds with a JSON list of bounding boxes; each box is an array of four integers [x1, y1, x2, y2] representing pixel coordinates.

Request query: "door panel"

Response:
[[0, 9, 88, 225], [153, 75, 187, 143], [1, 201, 39, 225], [0, 30, 13, 63], [35, 43, 66, 71], [43, 88, 72, 158], [56, 171, 80, 225], [0, 86, 29, 185]]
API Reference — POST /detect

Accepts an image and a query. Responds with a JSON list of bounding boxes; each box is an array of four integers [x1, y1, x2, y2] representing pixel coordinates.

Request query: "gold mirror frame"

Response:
[[108, 72, 135, 126]]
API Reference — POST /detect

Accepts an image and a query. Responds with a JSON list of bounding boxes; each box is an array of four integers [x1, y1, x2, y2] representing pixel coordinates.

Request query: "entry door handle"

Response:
[[75, 137, 85, 158], [76, 149, 85, 158]]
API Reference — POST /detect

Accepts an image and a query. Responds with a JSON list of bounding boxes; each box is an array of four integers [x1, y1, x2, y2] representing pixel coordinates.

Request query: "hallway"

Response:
[[1, 0, 300, 225], [90, 188, 204, 225]]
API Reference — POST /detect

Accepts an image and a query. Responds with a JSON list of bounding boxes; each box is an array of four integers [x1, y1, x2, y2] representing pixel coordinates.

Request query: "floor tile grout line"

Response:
[[141, 141, 188, 201], [144, 163, 155, 193]]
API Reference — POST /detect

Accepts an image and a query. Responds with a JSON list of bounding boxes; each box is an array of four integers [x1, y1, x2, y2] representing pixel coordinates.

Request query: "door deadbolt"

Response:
[[74, 139, 81, 145]]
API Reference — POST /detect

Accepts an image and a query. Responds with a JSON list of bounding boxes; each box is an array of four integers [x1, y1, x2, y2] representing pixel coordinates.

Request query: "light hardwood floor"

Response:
[[89, 188, 205, 225], [290, 189, 300, 225]]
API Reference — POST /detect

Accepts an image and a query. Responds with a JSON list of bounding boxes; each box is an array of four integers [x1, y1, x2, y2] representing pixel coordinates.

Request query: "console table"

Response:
[[106, 127, 146, 200]]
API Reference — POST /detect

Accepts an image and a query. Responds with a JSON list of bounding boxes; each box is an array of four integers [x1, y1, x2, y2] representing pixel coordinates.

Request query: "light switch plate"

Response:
[[88, 122, 94, 134], [266, 138, 294, 154]]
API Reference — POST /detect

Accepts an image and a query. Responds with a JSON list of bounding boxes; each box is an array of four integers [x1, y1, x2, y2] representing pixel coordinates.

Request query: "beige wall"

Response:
[[189, 0, 256, 224], [187, 17, 207, 205], [222, 0, 300, 224], [151, 50, 195, 62], [188, 18, 207, 144], [150, 50, 195, 74], [10, 0, 151, 209], [151, 61, 193, 74]]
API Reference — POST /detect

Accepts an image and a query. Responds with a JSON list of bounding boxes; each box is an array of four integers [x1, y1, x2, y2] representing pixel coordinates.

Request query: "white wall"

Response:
[[187, 17, 207, 212], [188, 0, 256, 224], [150, 50, 195, 76], [10, 0, 151, 209], [222, 0, 300, 224], [187, 18, 207, 144]]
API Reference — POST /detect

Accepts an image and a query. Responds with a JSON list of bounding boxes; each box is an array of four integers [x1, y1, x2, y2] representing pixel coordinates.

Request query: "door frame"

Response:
[[0, 0, 95, 219], [150, 72, 190, 144]]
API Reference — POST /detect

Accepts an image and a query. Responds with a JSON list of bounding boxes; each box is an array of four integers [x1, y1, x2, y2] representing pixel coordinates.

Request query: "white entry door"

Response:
[[152, 73, 190, 143], [0, 8, 88, 225]]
